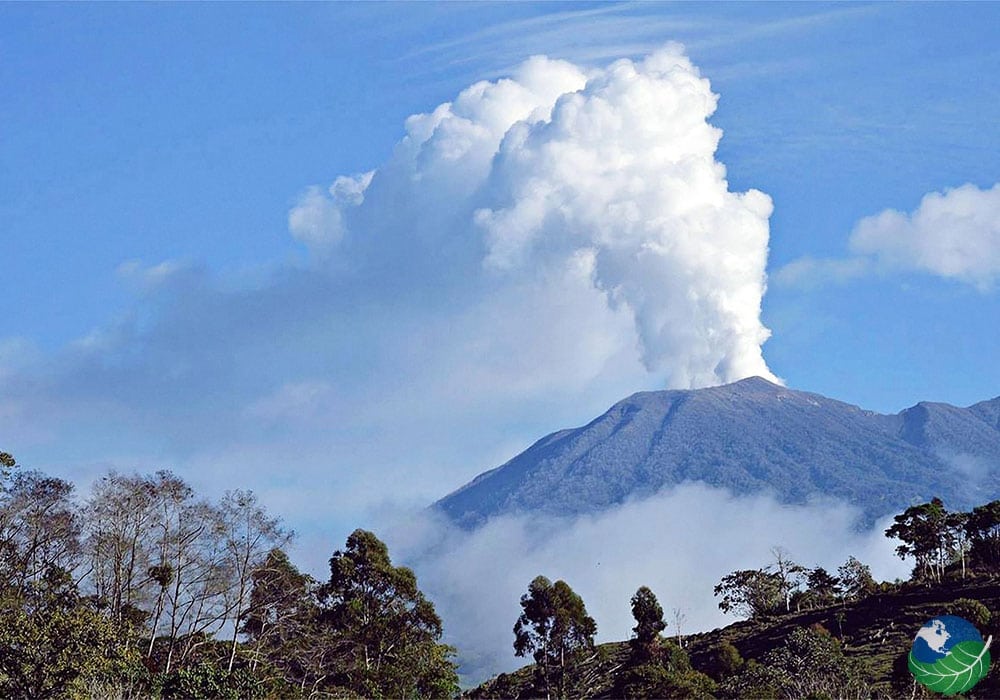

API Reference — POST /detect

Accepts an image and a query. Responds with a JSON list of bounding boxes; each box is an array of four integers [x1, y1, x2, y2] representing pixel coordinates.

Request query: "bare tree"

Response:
[[84, 472, 159, 627], [671, 607, 687, 648], [214, 489, 291, 672], [771, 546, 806, 613], [143, 472, 230, 672]]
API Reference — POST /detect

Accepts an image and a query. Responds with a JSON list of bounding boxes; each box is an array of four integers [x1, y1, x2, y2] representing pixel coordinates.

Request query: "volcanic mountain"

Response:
[[435, 377, 1000, 527]]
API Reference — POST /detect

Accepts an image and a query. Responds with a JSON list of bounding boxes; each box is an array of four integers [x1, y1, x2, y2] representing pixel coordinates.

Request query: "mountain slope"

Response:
[[436, 377, 1000, 527]]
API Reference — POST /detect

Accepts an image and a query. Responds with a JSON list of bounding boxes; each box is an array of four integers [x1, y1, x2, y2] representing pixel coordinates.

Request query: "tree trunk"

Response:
[[228, 595, 244, 672]]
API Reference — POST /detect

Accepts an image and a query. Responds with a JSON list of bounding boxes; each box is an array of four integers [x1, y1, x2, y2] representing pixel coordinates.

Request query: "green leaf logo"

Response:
[[909, 636, 992, 696]]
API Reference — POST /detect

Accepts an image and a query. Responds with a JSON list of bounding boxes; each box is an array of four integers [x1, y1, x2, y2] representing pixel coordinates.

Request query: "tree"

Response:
[[618, 648, 717, 699], [0, 451, 16, 487], [322, 529, 458, 698], [758, 625, 869, 698], [630, 586, 666, 660], [947, 510, 970, 578], [514, 575, 597, 699], [801, 566, 840, 609], [836, 556, 876, 601], [885, 497, 953, 582], [241, 548, 328, 693], [708, 641, 744, 680], [84, 471, 160, 628], [145, 471, 230, 673], [0, 566, 139, 698], [671, 607, 687, 648], [770, 547, 806, 613], [214, 489, 290, 673], [713, 569, 783, 620], [965, 499, 1000, 571], [0, 470, 82, 596], [718, 658, 782, 699]]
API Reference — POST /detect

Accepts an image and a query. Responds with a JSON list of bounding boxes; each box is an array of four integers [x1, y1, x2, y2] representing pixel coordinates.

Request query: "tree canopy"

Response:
[[630, 585, 666, 661], [0, 451, 458, 699], [321, 528, 458, 698], [514, 575, 597, 698]]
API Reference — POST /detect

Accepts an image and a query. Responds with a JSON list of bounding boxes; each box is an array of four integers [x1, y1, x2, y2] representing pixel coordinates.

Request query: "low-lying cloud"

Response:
[[387, 483, 910, 684]]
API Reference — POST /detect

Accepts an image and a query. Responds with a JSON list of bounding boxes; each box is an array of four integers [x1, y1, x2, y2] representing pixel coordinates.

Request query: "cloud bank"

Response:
[[775, 183, 1000, 291], [387, 483, 910, 684]]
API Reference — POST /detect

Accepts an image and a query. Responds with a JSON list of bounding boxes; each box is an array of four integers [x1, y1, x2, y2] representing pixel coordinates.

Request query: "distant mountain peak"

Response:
[[434, 382, 1000, 529], [727, 375, 783, 390]]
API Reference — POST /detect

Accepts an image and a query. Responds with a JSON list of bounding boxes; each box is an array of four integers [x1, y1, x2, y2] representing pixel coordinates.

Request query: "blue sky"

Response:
[[2, 2, 1000, 566]]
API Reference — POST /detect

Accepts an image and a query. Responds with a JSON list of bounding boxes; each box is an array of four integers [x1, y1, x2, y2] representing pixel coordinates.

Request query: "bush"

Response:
[[708, 641, 744, 680], [947, 598, 991, 628], [158, 664, 268, 699]]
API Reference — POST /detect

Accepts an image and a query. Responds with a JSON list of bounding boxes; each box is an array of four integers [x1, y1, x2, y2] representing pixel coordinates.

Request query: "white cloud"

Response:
[[117, 259, 191, 291], [849, 183, 1000, 291], [288, 186, 344, 253], [770, 256, 871, 289], [287, 172, 373, 254], [776, 183, 1000, 291], [386, 483, 910, 684]]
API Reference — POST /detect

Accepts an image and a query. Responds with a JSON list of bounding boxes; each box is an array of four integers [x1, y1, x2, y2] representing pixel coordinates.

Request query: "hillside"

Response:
[[436, 378, 1000, 527], [469, 576, 1000, 698]]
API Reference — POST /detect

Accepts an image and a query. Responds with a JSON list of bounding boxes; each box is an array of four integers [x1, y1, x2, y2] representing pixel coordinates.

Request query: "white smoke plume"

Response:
[[297, 44, 777, 389], [2, 45, 779, 515]]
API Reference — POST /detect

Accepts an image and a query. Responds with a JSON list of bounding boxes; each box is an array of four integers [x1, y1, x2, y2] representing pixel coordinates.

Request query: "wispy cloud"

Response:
[[771, 256, 872, 290], [400, 3, 877, 80]]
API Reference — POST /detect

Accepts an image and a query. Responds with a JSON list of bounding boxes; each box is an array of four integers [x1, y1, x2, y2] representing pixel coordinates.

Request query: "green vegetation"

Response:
[[473, 495, 1000, 698], [5, 444, 1000, 699], [513, 575, 597, 698], [0, 451, 456, 698]]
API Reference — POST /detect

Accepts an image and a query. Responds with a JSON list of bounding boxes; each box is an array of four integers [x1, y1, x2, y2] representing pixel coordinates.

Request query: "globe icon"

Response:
[[909, 615, 992, 695]]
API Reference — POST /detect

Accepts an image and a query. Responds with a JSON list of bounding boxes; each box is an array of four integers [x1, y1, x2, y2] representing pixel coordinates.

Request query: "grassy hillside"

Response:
[[469, 575, 1000, 698]]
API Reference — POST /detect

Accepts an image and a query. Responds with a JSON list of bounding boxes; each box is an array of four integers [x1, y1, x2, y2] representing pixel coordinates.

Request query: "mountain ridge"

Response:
[[435, 377, 1000, 528]]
